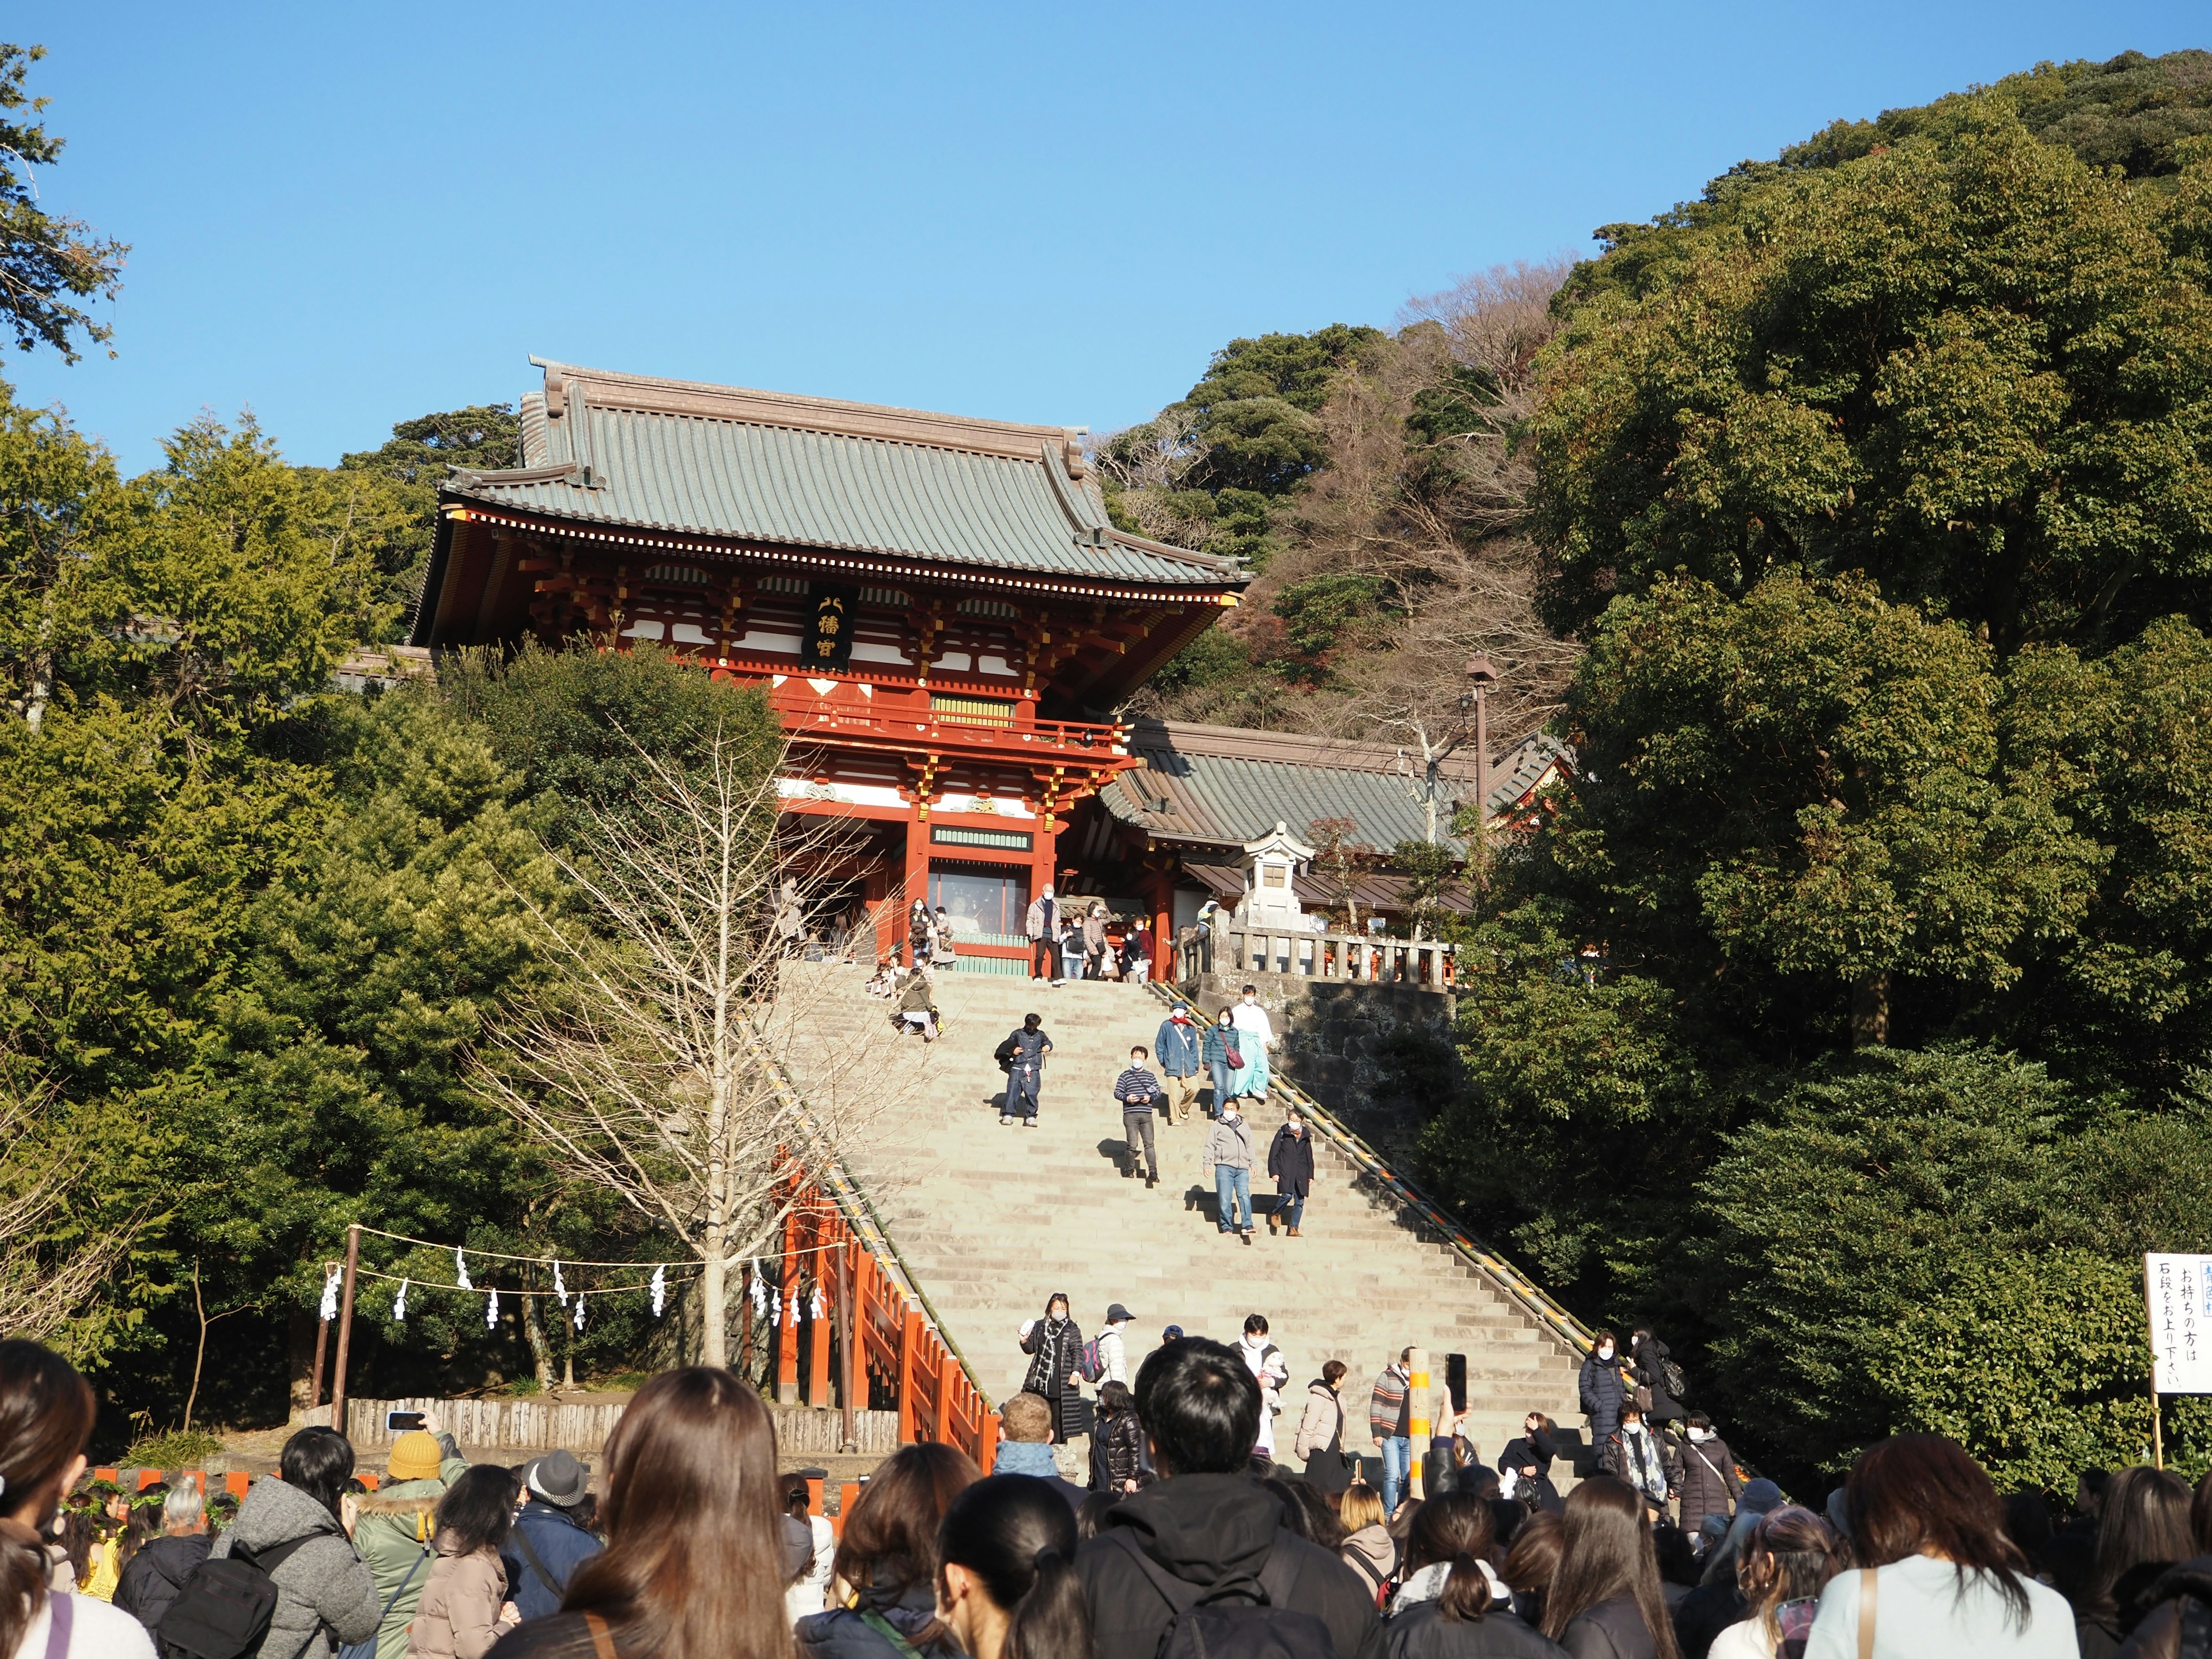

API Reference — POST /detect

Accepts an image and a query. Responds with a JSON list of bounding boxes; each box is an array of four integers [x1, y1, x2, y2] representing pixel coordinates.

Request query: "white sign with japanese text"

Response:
[[2147, 1253, 2212, 1393]]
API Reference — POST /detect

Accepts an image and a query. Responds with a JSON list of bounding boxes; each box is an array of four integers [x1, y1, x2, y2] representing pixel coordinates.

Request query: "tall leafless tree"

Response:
[[0, 1075, 134, 1349], [472, 726, 900, 1368]]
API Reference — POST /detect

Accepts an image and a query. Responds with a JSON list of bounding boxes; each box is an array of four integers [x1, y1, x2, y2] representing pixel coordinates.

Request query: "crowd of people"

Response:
[[6, 1334, 2207, 1659]]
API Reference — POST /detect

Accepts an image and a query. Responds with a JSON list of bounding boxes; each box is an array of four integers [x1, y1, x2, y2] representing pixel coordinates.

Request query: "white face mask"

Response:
[[1598, 1344, 1615, 1360], [1688, 1427, 1709, 1442]]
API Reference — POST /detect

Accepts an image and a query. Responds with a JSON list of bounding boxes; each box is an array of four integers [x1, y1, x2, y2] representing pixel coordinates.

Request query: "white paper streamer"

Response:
[[650, 1265, 666, 1317], [809, 1286, 825, 1321], [574, 1297, 586, 1333], [785, 1289, 799, 1329], [553, 1260, 567, 1306], [319, 1266, 341, 1322], [769, 1289, 781, 1328], [455, 1249, 473, 1291], [486, 1287, 499, 1329], [749, 1267, 768, 1319], [392, 1279, 408, 1323]]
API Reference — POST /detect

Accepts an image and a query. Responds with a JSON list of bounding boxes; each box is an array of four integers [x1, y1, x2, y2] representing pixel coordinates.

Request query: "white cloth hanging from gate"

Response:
[[809, 1285, 825, 1321], [456, 1248, 473, 1291], [392, 1279, 409, 1323], [650, 1265, 666, 1317], [554, 1260, 567, 1306], [486, 1287, 499, 1328], [574, 1296, 586, 1332], [749, 1265, 768, 1319], [319, 1266, 341, 1322]]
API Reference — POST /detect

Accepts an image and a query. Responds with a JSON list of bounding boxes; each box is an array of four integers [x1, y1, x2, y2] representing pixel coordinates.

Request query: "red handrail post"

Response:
[[897, 1308, 921, 1443]]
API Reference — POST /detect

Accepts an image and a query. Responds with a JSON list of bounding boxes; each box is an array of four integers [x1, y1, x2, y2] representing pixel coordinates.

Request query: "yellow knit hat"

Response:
[[387, 1430, 442, 1482]]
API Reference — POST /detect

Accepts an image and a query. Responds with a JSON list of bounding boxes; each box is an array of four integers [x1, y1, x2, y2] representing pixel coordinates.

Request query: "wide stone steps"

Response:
[[773, 965, 1583, 1458]]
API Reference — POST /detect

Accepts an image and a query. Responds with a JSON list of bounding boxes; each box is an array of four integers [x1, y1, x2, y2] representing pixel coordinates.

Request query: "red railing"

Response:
[[771, 1162, 998, 1471], [758, 680, 1130, 760]]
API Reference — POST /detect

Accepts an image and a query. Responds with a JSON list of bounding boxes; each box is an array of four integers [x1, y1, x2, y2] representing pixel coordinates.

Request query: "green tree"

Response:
[[0, 44, 127, 362], [338, 406, 521, 632]]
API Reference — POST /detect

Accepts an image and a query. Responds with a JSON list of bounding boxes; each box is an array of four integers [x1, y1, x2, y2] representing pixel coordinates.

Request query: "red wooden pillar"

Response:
[[1147, 868, 1175, 983], [777, 1202, 801, 1404], [897, 1308, 922, 1443], [977, 1410, 1000, 1476], [806, 1279, 832, 1406], [902, 810, 930, 957]]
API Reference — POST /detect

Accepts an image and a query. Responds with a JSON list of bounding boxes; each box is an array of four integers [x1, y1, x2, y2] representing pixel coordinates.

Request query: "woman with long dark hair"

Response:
[[494, 1367, 795, 1659], [407, 1467, 520, 1659], [797, 1442, 979, 1658], [1802, 1434, 2072, 1657], [0, 1340, 156, 1659], [1504, 1511, 1563, 1633], [1384, 1493, 1563, 1656], [210, 1427, 382, 1659], [2069, 1465, 2191, 1657], [1017, 1294, 1082, 1446], [1092, 1381, 1144, 1496], [1707, 1507, 1844, 1659], [934, 1475, 1091, 1659], [1540, 1477, 1678, 1659]]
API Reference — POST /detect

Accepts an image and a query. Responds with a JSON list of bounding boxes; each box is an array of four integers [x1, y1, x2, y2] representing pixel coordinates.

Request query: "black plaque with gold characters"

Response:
[[806, 582, 858, 671]]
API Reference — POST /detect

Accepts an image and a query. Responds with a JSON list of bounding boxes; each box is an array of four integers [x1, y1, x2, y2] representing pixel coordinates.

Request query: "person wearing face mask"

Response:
[[1152, 1002, 1203, 1126], [1676, 1414, 1742, 1541], [1580, 1331, 1629, 1479], [1024, 885, 1060, 983], [1229, 986, 1277, 1101], [1615, 1405, 1675, 1522], [1498, 1413, 1563, 1513]]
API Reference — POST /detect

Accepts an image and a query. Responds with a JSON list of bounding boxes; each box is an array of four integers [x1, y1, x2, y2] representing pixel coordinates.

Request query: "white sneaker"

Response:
[[1025, 1118, 1040, 1128], [999, 1114, 1013, 1125]]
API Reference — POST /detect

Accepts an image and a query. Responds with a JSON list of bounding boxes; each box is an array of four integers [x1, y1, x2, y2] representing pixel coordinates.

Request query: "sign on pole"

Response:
[[2146, 1253, 2212, 1393]]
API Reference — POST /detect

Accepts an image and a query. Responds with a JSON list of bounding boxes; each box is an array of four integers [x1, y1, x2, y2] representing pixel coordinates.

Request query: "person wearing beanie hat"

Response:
[[501, 1450, 602, 1623], [353, 1412, 467, 1659]]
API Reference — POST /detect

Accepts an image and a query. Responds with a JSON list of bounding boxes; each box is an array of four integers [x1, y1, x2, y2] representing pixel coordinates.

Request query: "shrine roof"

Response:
[[1101, 721, 1570, 854], [438, 360, 1241, 591]]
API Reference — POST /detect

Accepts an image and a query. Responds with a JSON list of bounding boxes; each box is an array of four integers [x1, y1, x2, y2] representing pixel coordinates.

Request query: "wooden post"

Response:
[[329, 1225, 361, 1439], [2153, 1380, 2165, 1469], [838, 1238, 857, 1453], [309, 1260, 335, 1416], [738, 1262, 755, 1388], [777, 1222, 801, 1406], [1407, 1346, 1430, 1502], [897, 1308, 921, 1443]]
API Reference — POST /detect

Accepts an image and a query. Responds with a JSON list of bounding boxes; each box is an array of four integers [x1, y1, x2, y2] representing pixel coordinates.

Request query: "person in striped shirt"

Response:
[[1114, 1047, 1165, 1187]]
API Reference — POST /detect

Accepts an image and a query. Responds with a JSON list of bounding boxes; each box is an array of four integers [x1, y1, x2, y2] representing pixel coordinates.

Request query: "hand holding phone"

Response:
[[387, 1410, 426, 1432]]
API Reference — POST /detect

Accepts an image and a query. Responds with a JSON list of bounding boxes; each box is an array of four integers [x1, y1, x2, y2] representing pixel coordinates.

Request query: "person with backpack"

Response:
[[116, 1479, 215, 1639], [1018, 1295, 1086, 1446], [999, 1014, 1051, 1127], [1115, 1047, 1166, 1187], [352, 1422, 467, 1659], [0, 1340, 157, 1659], [492, 1366, 797, 1659], [404, 1467, 520, 1659], [1628, 1331, 1684, 1427], [1153, 1002, 1204, 1125], [198, 1427, 382, 1659], [499, 1453, 602, 1625], [1202, 1103, 1257, 1243], [935, 1474, 1093, 1659], [1074, 1336, 1383, 1659], [1673, 1417, 1741, 1540]]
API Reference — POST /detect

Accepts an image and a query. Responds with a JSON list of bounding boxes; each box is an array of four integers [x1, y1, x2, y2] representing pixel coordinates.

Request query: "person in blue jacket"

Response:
[[1152, 1001, 1203, 1125], [500, 1450, 603, 1623]]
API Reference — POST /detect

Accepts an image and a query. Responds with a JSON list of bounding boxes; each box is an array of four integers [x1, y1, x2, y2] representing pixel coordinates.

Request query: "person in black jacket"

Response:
[[1093, 1381, 1146, 1495], [1018, 1293, 1085, 1445], [1075, 1337, 1381, 1659], [1499, 1414, 1564, 1515], [113, 1479, 213, 1637], [1267, 1108, 1317, 1237], [1579, 1332, 1628, 1476], [1629, 1328, 1684, 1425]]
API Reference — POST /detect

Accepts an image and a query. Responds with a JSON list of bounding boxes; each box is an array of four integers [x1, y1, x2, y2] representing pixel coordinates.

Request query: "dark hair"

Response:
[[832, 1441, 980, 1640], [0, 1342, 96, 1659], [1687, 1413, 1712, 1432], [1490, 1497, 1525, 1550], [434, 1464, 517, 1555], [2043, 1529, 2096, 1611], [561, 1366, 798, 1659], [785, 1480, 810, 1517], [1240, 984, 1255, 994], [1074, 1493, 1117, 1541], [1847, 1435, 2029, 1627], [1738, 1506, 1846, 1645], [1131, 1046, 1147, 1058], [279, 1427, 356, 1524], [1022, 1013, 1041, 1032], [1133, 1338, 1260, 1476], [937, 1476, 1090, 1659], [1097, 1380, 1133, 1418], [2091, 1465, 2192, 1619], [1244, 1315, 1268, 1336], [1543, 1478, 1679, 1658], [2003, 1489, 2053, 1563], [1461, 1466, 1502, 1502], [1042, 1293, 1069, 1321], [1260, 1479, 1343, 1548], [1652, 1517, 1699, 1588], [1591, 1330, 1616, 1348], [1322, 1360, 1348, 1387], [2194, 1469, 2212, 1555], [1503, 1508, 1563, 1626], [2079, 1469, 2112, 1516], [1407, 1493, 1497, 1622], [118, 1482, 169, 1574]]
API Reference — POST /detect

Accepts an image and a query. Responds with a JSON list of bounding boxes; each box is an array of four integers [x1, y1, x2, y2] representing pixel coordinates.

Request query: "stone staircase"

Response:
[[774, 965, 1583, 1466]]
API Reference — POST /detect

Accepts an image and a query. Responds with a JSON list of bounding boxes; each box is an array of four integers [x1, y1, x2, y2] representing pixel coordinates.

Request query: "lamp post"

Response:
[[1459, 656, 1498, 881]]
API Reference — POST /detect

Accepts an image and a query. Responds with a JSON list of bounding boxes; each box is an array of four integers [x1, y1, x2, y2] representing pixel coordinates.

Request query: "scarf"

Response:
[[1389, 1558, 1506, 1617]]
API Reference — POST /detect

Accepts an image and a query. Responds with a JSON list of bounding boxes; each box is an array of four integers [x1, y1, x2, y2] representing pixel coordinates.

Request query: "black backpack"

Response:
[[1105, 1529, 1336, 1659], [994, 1034, 1020, 1073], [157, 1533, 321, 1659]]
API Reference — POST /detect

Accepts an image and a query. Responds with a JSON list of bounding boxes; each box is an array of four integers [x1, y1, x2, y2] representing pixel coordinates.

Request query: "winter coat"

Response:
[[1631, 1335, 1683, 1420], [1202, 1022, 1245, 1069], [1096, 1324, 1129, 1385], [210, 1475, 381, 1659], [1294, 1381, 1344, 1461], [1099, 1407, 1146, 1490], [406, 1539, 509, 1659], [1084, 912, 1108, 952], [1074, 1472, 1384, 1659], [113, 1534, 213, 1636], [1675, 1435, 1741, 1532], [13, 1590, 156, 1659], [797, 1578, 961, 1659], [1268, 1123, 1316, 1194], [1007, 1027, 1050, 1070], [499, 1504, 603, 1625], [1559, 1593, 1661, 1659], [1615, 1427, 1675, 1509], [1202, 1116, 1255, 1173], [2112, 1555, 2212, 1659], [1342, 1524, 1395, 1597], [1372, 1367, 1411, 1442], [1154, 1017, 1203, 1077], [354, 1448, 467, 1659], [1384, 1601, 1569, 1659], [1020, 1316, 1084, 1440], [1579, 1353, 1627, 1435], [1024, 895, 1057, 941]]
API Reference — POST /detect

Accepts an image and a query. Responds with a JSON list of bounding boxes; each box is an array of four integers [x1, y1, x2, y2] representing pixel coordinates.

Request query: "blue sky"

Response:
[[7, 1, 2205, 475]]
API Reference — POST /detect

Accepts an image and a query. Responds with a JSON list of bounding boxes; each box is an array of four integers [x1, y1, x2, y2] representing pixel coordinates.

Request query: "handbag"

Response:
[[1221, 1037, 1244, 1069]]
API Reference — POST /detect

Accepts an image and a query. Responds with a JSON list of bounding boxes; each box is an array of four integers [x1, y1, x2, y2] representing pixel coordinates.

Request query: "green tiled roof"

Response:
[[440, 361, 1238, 591]]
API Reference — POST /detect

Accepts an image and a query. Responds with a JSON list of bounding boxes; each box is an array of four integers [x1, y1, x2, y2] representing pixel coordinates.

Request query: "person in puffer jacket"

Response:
[[1094, 1381, 1146, 1495], [353, 1423, 469, 1659], [209, 1430, 381, 1659], [405, 1467, 520, 1659]]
